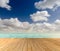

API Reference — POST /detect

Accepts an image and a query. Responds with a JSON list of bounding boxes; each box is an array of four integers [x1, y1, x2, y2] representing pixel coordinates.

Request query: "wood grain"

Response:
[[0, 38, 60, 51]]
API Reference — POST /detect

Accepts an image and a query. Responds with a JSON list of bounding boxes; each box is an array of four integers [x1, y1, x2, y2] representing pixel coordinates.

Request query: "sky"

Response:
[[0, 0, 40, 22], [0, 0, 60, 33]]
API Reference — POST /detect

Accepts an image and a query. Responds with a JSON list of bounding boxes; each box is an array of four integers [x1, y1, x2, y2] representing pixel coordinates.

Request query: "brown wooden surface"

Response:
[[0, 38, 60, 51]]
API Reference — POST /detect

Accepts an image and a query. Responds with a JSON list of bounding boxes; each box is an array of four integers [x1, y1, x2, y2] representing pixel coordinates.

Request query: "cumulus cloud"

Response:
[[55, 19, 60, 24], [30, 20, 60, 32], [30, 11, 50, 22], [0, 0, 60, 33], [0, 18, 30, 32], [0, 18, 60, 33], [0, 0, 11, 10], [35, 0, 60, 10], [54, 19, 60, 31]]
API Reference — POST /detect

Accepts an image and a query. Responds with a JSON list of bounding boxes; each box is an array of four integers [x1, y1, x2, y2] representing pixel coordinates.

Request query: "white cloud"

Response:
[[30, 11, 50, 22], [54, 19, 60, 31], [29, 22, 55, 32], [55, 19, 60, 24], [0, 0, 60, 33], [0, 18, 60, 33], [35, 0, 60, 10], [0, 18, 31, 33], [0, 0, 11, 10]]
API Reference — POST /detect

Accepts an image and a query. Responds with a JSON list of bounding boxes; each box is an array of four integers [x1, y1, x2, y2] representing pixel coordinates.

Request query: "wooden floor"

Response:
[[0, 38, 60, 51]]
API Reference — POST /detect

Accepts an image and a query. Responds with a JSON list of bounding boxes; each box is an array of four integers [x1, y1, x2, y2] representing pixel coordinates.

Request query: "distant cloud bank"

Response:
[[0, 18, 60, 33]]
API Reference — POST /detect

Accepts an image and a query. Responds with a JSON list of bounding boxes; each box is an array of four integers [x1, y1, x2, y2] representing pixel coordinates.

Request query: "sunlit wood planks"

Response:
[[0, 38, 60, 51]]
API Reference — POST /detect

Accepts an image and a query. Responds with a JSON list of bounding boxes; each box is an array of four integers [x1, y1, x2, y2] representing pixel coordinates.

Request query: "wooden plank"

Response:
[[0, 38, 60, 51]]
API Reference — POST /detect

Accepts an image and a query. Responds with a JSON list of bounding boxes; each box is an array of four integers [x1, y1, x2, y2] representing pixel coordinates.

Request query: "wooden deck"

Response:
[[0, 38, 60, 51]]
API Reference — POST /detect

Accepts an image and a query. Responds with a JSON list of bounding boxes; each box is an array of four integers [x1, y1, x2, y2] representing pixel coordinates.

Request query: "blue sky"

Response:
[[0, 0, 60, 23], [0, 0, 60, 33], [0, 0, 40, 22]]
